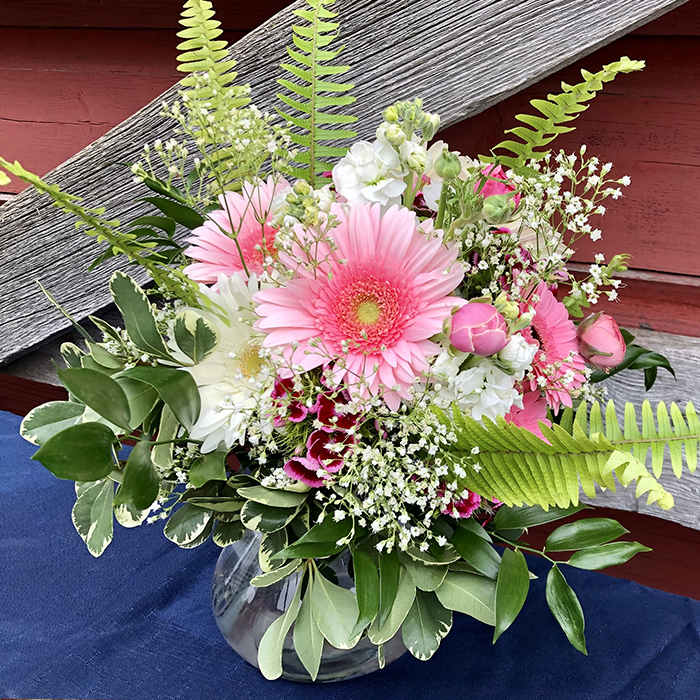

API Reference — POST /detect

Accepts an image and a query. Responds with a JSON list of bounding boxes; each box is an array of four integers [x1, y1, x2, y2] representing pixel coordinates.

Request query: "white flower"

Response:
[[332, 140, 406, 207], [399, 139, 427, 172], [498, 334, 538, 373], [431, 351, 522, 422], [185, 273, 273, 453]]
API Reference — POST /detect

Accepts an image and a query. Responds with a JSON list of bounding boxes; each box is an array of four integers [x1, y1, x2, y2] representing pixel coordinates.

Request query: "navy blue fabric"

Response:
[[2, 409, 700, 700]]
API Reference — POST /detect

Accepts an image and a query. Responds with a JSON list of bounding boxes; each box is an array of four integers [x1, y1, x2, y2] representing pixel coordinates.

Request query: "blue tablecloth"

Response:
[[2, 409, 700, 700]]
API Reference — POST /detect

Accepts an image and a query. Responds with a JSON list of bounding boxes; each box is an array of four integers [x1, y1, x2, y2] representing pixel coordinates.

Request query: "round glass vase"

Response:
[[212, 529, 406, 682]]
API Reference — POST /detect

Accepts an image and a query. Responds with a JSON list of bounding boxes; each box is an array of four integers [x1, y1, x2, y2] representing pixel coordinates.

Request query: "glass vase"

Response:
[[212, 529, 406, 682]]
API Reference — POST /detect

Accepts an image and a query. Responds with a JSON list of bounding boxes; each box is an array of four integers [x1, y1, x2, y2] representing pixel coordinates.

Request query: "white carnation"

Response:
[[332, 140, 406, 207], [431, 351, 521, 422], [185, 273, 273, 453], [498, 333, 538, 373]]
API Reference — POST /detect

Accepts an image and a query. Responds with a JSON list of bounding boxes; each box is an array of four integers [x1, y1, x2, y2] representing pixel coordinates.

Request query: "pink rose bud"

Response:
[[577, 312, 627, 370], [450, 302, 509, 356], [476, 164, 522, 208]]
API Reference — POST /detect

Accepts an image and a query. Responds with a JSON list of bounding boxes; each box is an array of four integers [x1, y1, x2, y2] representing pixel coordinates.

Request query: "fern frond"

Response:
[[483, 57, 644, 171], [435, 398, 700, 513], [276, 0, 358, 187]]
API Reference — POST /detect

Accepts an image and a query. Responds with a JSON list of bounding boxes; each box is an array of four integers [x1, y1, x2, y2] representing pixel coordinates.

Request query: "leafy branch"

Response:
[[277, 0, 357, 186], [482, 57, 645, 171]]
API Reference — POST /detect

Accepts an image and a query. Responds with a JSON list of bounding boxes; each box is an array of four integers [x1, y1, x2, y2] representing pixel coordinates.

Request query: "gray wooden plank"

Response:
[[0, 0, 691, 365]]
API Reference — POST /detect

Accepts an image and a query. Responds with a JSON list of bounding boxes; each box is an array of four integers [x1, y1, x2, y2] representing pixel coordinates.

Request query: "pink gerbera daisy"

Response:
[[520, 282, 586, 413], [505, 389, 552, 441], [183, 176, 290, 282], [253, 202, 463, 410]]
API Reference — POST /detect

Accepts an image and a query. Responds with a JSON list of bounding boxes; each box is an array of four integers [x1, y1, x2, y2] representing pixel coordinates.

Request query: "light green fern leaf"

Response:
[[482, 57, 644, 171], [277, 0, 357, 186], [435, 399, 700, 513]]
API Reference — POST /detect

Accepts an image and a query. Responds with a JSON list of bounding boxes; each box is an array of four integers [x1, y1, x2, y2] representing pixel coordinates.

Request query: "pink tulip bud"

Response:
[[577, 312, 627, 370], [476, 164, 522, 208], [450, 303, 509, 356]]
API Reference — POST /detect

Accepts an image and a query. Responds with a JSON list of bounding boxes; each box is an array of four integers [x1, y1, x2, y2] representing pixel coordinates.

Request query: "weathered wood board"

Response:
[[0, 0, 693, 368]]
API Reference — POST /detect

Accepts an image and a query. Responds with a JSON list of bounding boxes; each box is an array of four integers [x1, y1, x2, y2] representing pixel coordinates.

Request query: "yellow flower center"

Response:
[[356, 298, 382, 326], [234, 343, 266, 379]]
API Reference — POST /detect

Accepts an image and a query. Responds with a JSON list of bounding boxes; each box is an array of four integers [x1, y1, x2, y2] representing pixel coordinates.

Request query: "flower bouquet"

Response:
[[8, 0, 697, 683]]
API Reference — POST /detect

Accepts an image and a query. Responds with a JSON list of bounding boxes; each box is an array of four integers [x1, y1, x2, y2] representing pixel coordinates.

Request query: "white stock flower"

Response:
[[498, 333, 538, 373], [399, 140, 427, 172], [332, 140, 406, 207], [186, 273, 273, 453], [432, 351, 521, 422]]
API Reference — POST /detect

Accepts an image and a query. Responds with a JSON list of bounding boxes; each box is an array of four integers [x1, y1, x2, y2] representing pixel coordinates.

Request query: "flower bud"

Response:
[[476, 164, 521, 208], [400, 141, 427, 172], [293, 180, 312, 196], [383, 106, 399, 123], [450, 302, 509, 356], [577, 312, 626, 370], [482, 194, 516, 225], [378, 122, 406, 146], [608, 254, 630, 273], [435, 149, 462, 180]]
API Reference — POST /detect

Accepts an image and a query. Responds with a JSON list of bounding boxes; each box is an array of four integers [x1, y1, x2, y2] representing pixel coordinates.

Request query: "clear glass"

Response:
[[212, 529, 406, 682]]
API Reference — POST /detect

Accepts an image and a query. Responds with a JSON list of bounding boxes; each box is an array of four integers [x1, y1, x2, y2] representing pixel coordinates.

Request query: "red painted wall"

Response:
[[1, 0, 699, 335]]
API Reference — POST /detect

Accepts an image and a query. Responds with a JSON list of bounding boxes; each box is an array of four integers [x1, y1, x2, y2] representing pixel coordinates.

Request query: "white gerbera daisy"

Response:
[[186, 273, 273, 453]]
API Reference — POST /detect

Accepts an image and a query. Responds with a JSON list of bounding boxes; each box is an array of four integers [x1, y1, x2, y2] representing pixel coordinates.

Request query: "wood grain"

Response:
[[0, 0, 692, 367]]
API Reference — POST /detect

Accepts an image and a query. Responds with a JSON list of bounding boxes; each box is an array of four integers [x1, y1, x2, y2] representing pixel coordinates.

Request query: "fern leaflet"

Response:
[[435, 399, 700, 513], [482, 57, 644, 171], [277, 0, 357, 186]]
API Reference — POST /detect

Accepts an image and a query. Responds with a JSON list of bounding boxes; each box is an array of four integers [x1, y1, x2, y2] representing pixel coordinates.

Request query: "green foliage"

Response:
[[483, 57, 644, 171], [435, 399, 700, 512], [493, 548, 529, 643], [176, 0, 248, 109], [277, 0, 357, 186], [72, 478, 115, 557], [401, 590, 453, 661], [546, 565, 587, 654], [20, 401, 85, 446]]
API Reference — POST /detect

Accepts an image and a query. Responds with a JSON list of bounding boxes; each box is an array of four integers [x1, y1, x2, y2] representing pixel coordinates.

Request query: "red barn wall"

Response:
[[1, 0, 699, 335]]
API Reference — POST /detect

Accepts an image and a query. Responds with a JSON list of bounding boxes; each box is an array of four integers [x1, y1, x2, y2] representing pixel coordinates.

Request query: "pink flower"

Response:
[[577, 312, 627, 370], [315, 392, 360, 432], [441, 489, 482, 519], [505, 390, 551, 441], [476, 164, 521, 208], [183, 176, 290, 282], [450, 302, 509, 356], [253, 203, 463, 410], [520, 282, 586, 413], [283, 457, 325, 488], [307, 430, 356, 472], [271, 376, 309, 427]]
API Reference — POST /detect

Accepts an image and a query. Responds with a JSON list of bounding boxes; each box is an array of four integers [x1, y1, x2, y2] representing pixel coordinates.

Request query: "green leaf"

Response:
[[114, 501, 148, 528], [435, 572, 496, 626], [350, 547, 380, 636], [450, 527, 501, 579], [60, 342, 85, 369], [260, 529, 289, 572], [493, 504, 588, 531], [293, 581, 324, 681], [377, 548, 401, 629], [109, 271, 172, 360], [401, 590, 453, 661], [164, 503, 213, 545], [368, 566, 416, 645], [20, 401, 85, 446], [212, 520, 245, 547], [240, 500, 299, 533], [33, 422, 117, 481], [58, 368, 131, 431], [115, 377, 160, 430], [493, 548, 530, 643], [142, 196, 205, 229], [546, 565, 587, 654], [115, 440, 160, 510], [151, 405, 178, 469], [129, 215, 176, 236], [117, 366, 200, 431], [258, 574, 303, 680], [251, 559, 301, 588], [238, 485, 308, 509], [71, 478, 114, 557], [545, 518, 629, 552], [189, 450, 227, 488], [173, 310, 219, 364], [273, 516, 352, 559], [568, 541, 651, 570], [311, 571, 361, 650], [399, 552, 448, 592]]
